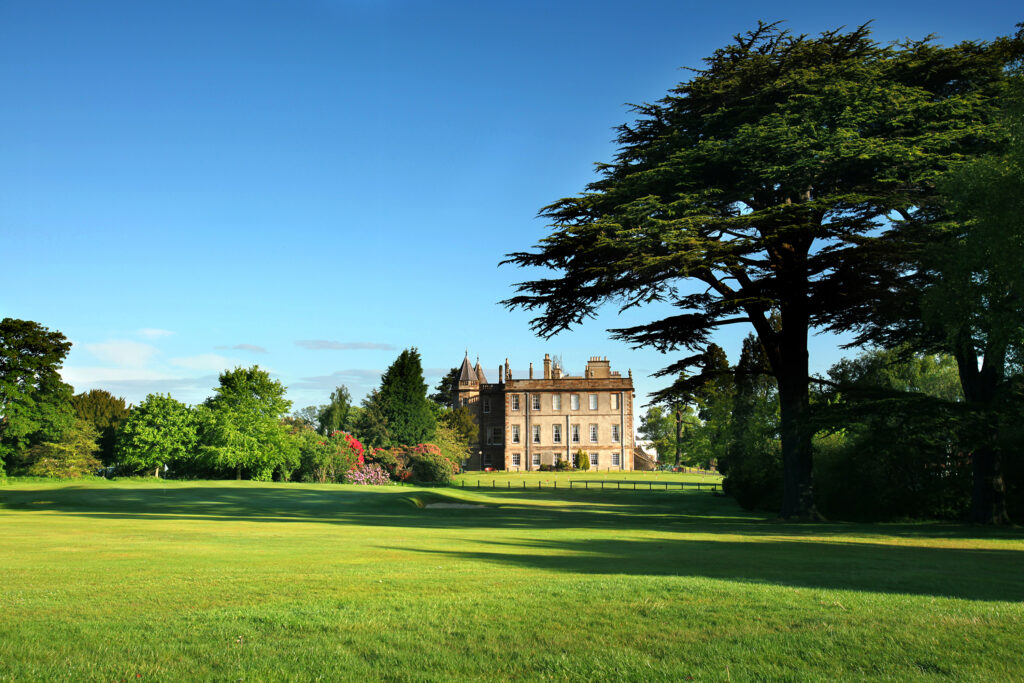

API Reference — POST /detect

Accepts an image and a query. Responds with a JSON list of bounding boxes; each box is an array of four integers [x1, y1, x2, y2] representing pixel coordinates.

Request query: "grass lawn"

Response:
[[1, 479, 1022, 681]]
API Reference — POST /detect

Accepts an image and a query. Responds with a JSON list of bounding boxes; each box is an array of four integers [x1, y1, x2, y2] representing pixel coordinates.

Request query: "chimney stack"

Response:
[[543, 353, 551, 379], [529, 362, 534, 379]]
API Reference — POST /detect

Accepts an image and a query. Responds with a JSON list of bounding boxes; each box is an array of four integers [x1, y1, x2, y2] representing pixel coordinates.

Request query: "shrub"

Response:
[[576, 449, 590, 471], [294, 428, 363, 483], [344, 462, 392, 486], [409, 452, 454, 485], [368, 446, 411, 481], [538, 464, 552, 472], [555, 457, 569, 471]]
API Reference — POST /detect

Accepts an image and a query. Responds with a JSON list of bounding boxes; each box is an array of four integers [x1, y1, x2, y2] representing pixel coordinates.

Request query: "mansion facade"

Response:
[[452, 353, 635, 471]]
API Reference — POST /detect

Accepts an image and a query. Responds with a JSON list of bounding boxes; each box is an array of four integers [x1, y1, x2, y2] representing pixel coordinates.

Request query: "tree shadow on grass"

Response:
[[2, 483, 1023, 601], [389, 536, 1024, 602]]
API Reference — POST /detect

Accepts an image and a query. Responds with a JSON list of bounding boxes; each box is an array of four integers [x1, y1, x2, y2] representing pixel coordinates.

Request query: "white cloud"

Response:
[[169, 354, 239, 372], [84, 340, 161, 368], [138, 328, 174, 339]]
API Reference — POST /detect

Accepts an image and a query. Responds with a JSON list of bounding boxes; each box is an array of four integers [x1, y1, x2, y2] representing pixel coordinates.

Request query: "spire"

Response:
[[475, 359, 488, 384], [458, 353, 477, 383]]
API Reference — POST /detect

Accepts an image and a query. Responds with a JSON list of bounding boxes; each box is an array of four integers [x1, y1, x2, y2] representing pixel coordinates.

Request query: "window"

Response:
[[571, 424, 580, 444], [461, 398, 469, 407], [532, 394, 540, 410], [510, 394, 520, 411], [589, 452, 599, 467], [572, 452, 580, 467], [570, 394, 580, 410], [483, 397, 490, 414], [532, 453, 540, 467], [511, 425, 520, 444], [612, 452, 621, 467], [486, 427, 502, 445], [512, 453, 521, 467], [611, 424, 620, 443], [611, 393, 620, 410], [483, 454, 492, 466], [589, 394, 598, 410], [552, 424, 562, 444], [532, 425, 541, 444], [552, 394, 562, 410], [589, 424, 598, 443]]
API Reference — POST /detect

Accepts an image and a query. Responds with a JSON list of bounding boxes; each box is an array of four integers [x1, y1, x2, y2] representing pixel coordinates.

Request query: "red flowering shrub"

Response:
[[293, 428, 363, 483]]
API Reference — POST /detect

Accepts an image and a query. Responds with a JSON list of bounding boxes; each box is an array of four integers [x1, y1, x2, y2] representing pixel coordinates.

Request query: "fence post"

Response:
[[492, 480, 495, 489], [570, 480, 573, 489], [477, 480, 480, 489], [508, 481, 510, 489]]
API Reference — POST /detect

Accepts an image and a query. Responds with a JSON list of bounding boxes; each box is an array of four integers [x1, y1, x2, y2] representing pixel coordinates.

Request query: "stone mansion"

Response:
[[451, 353, 635, 471]]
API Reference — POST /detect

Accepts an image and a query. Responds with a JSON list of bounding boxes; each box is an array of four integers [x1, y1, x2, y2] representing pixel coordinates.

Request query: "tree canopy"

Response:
[[0, 318, 75, 472], [376, 348, 436, 447], [504, 22, 1023, 518]]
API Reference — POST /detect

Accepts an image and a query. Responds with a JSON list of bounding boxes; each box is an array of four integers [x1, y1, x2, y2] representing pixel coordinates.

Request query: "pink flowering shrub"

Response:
[[344, 462, 392, 486]]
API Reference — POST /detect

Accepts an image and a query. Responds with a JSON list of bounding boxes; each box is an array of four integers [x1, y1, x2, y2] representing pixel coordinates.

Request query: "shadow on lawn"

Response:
[[3, 483, 1023, 601]]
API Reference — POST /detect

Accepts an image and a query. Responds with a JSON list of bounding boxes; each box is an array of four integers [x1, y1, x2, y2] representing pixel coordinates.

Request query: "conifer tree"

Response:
[[504, 23, 1022, 518], [377, 348, 436, 447]]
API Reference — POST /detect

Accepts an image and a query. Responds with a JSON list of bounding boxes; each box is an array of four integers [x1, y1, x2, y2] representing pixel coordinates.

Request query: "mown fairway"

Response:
[[1, 479, 1022, 681]]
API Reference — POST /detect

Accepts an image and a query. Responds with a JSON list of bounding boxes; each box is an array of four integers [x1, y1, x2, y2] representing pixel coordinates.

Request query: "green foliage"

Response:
[[19, 419, 102, 478], [639, 406, 674, 463], [353, 390, 390, 450], [439, 406, 477, 445], [408, 449, 454, 485], [293, 427, 362, 483], [376, 348, 436, 447], [293, 405, 323, 429], [0, 318, 75, 471], [317, 385, 352, 435], [429, 420, 470, 470], [115, 394, 198, 476], [577, 449, 590, 471], [367, 446, 408, 482], [504, 23, 1023, 518], [200, 366, 297, 481], [812, 348, 972, 520], [429, 367, 460, 405], [720, 334, 781, 509], [69, 389, 129, 466]]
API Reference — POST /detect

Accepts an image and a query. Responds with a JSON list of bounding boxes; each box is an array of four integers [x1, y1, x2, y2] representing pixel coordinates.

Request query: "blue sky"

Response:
[[2, 1, 1019, 413]]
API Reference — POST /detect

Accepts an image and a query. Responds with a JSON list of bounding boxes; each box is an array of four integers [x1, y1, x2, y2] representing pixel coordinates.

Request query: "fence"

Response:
[[463, 479, 720, 492]]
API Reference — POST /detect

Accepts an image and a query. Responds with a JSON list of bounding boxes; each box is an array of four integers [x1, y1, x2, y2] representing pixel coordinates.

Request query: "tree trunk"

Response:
[[775, 298, 818, 520], [154, 466, 160, 478], [971, 443, 1010, 524], [954, 333, 1010, 525], [674, 407, 683, 467], [236, 466, 242, 481]]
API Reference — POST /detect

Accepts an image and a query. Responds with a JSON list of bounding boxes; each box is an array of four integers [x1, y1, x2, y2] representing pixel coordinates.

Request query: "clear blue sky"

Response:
[[2, 1, 1019, 412]]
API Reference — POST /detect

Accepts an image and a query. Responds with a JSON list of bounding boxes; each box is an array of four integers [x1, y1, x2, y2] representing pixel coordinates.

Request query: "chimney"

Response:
[[498, 365, 503, 384], [543, 353, 551, 379], [529, 362, 534, 379]]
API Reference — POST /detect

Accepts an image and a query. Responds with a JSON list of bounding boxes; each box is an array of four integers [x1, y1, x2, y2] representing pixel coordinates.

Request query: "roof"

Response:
[[458, 354, 477, 382]]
